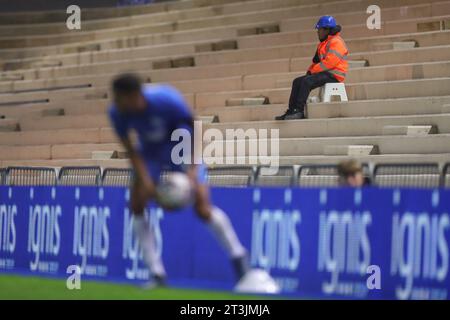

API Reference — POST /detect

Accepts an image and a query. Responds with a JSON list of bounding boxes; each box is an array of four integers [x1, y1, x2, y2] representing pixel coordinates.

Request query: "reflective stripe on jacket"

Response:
[[308, 32, 349, 82]]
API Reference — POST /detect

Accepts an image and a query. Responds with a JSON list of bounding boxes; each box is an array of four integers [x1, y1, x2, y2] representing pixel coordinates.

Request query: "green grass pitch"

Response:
[[0, 274, 266, 300]]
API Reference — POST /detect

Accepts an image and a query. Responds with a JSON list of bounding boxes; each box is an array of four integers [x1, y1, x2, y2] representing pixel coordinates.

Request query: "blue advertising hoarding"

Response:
[[0, 185, 449, 299]]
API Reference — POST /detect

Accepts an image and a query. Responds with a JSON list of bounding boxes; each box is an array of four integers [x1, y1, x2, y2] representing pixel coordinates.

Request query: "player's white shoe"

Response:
[[234, 269, 281, 294]]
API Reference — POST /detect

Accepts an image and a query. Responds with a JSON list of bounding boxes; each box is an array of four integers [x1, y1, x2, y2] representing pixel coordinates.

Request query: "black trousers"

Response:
[[288, 71, 338, 113]]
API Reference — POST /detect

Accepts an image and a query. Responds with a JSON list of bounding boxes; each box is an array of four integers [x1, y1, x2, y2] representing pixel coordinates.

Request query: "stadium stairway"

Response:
[[1, 0, 450, 172]]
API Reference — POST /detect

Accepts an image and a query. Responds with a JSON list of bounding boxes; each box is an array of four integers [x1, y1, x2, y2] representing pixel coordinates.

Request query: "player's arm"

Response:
[[120, 135, 156, 198], [109, 107, 156, 197], [167, 88, 200, 186], [184, 118, 199, 186]]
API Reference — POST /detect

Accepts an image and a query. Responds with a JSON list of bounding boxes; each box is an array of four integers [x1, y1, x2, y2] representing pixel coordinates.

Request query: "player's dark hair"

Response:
[[112, 73, 142, 95]]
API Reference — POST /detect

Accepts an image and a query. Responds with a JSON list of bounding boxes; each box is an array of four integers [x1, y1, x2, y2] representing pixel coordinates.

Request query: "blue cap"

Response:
[[315, 15, 337, 29]]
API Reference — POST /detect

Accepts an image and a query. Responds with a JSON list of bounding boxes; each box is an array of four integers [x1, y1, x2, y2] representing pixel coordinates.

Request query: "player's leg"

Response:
[[130, 175, 167, 285], [194, 181, 249, 279]]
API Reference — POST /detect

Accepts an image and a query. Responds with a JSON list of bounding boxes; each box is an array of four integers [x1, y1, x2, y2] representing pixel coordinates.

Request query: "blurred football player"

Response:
[[108, 73, 249, 287]]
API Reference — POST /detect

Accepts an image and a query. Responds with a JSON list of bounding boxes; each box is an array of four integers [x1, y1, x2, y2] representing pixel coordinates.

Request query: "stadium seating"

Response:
[[1, 0, 450, 186]]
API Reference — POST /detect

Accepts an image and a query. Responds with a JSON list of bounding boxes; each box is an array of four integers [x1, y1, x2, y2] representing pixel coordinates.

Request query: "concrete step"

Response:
[[3, 134, 450, 162], [0, 118, 19, 132], [196, 77, 450, 108], [51, 143, 124, 159], [26, 74, 446, 110], [0, 0, 337, 42], [4, 58, 450, 97], [23, 134, 450, 160], [195, 31, 450, 67], [0, 128, 103, 146], [2, 9, 448, 71], [245, 61, 450, 90], [0, 0, 436, 50], [226, 97, 269, 106], [3, 0, 435, 36], [0, 86, 107, 106], [309, 96, 450, 119], [91, 150, 128, 160], [0, 0, 291, 34], [0, 0, 250, 25], [0, 99, 107, 118], [19, 115, 110, 131], [15, 73, 450, 112], [0, 145, 51, 160], [2, 26, 450, 80], [323, 145, 379, 156], [14, 110, 450, 139], [5, 39, 450, 84], [205, 114, 450, 138], [382, 125, 437, 136], [4, 65, 449, 109], [201, 96, 450, 122], [2, 154, 450, 169], [239, 14, 450, 50], [204, 134, 450, 156], [198, 115, 219, 124]]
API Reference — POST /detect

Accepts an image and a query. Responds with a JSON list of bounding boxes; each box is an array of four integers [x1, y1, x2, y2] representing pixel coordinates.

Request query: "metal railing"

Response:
[[0, 163, 449, 188], [255, 166, 297, 187], [373, 163, 441, 188], [6, 167, 57, 186], [0, 168, 6, 185], [102, 168, 134, 187], [58, 166, 102, 186], [207, 165, 256, 187]]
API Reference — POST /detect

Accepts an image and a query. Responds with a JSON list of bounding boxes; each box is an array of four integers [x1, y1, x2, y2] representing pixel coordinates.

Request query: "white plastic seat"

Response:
[[320, 82, 348, 102]]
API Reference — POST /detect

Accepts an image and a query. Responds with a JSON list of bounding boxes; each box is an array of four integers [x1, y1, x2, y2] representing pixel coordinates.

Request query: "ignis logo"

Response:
[[27, 205, 61, 271], [73, 206, 110, 272], [318, 211, 372, 294], [391, 212, 449, 300], [251, 209, 301, 271], [122, 208, 164, 280], [0, 204, 17, 253]]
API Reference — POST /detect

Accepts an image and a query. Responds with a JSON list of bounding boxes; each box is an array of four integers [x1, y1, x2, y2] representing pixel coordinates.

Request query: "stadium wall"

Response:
[[0, 186, 449, 300]]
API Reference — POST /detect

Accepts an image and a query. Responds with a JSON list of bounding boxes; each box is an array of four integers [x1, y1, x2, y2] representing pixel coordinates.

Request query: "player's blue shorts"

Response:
[[145, 161, 208, 185]]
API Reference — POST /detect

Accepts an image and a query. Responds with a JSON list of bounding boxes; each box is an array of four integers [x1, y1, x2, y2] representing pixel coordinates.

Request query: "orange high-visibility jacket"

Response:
[[308, 32, 349, 82]]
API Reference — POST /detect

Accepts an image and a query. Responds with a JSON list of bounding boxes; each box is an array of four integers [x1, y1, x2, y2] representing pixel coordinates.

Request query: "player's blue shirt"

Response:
[[109, 84, 194, 166]]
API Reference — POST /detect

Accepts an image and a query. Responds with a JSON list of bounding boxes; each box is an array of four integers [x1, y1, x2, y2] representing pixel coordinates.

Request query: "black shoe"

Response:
[[232, 254, 250, 280], [141, 274, 167, 289], [275, 108, 293, 120], [284, 110, 305, 120]]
